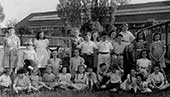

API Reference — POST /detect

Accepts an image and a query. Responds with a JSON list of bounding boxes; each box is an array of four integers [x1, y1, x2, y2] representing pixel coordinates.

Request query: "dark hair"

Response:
[[17, 68, 26, 74], [153, 33, 161, 41], [50, 48, 58, 58], [99, 63, 107, 68], [139, 49, 149, 59], [136, 73, 144, 81], [116, 34, 123, 38], [59, 66, 68, 73], [77, 65, 86, 73], [153, 64, 160, 69], [36, 31, 46, 40], [136, 32, 146, 42]]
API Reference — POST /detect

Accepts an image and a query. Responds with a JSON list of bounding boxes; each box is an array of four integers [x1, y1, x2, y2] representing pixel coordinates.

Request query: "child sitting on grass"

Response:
[[148, 65, 170, 90], [42, 66, 58, 89], [30, 68, 52, 90], [0, 68, 12, 91], [86, 67, 98, 90], [72, 65, 88, 90], [58, 67, 73, 90], [102, 66, 122, 92], [121, 69, 137, 93], [136, 74, 152, 93], [13, 68, 32, 93]]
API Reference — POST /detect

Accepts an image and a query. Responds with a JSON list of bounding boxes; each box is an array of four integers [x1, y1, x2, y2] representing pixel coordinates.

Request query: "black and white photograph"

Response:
[[0, 0, 170, 97]]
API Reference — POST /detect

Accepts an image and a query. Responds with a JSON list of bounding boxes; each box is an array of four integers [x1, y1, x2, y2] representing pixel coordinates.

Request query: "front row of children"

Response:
[[0, 60, 169, 94]]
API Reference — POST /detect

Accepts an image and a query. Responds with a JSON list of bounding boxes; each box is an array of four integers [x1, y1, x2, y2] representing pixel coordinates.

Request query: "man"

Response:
[[120, 23, 135, 43], [77, 34, 97, 69], [97, 33, 113, 72]]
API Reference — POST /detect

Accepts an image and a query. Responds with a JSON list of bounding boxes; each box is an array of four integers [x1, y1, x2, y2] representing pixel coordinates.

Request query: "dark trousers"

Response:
[[82, 54, 94, 69]]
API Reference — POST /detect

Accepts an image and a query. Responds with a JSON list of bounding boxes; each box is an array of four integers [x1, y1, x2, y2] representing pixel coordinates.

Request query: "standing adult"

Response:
[[120, 23, 135, 43], [34, 31, 50, 68], [77, 34, 97, 69], [2, 26, 20, 72]]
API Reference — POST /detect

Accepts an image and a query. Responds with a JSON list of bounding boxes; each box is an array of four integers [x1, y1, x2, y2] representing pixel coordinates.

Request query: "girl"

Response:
[[13, 68, 32, 93], [136, 74, 152, 93], [136, 50, 152, 79], [22, 39, 38, 65], [72, 65, 88, 90], [30, 69, 51, 90], [148, 65, 170, 90], [42, 66, 58, 89], [70, 49, 85, 75], [0, 68, 12, 89], [134, 32, 148, 59], [58, 67, 73, 90], [48, 49, 62, 76], [34, 31, 50, 69], [121, 69, 137, 93]]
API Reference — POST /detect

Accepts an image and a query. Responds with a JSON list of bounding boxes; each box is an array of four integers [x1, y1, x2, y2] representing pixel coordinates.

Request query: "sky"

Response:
[[0, 0, 165, 27]]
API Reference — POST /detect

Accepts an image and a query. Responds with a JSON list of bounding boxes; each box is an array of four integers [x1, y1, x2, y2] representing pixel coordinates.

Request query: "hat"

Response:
[[25, 39, 33, 45]]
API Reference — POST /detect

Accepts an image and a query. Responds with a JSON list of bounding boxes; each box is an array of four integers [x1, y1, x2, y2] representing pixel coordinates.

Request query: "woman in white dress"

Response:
[[34, 31, 50, 69], [2, 26, 20, 72]]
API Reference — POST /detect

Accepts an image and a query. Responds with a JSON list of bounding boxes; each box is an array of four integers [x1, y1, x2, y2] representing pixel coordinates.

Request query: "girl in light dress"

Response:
[[34, 31, 50, 69], [70, 49, 85, 76], [72, 65, 88, 90], [30, 69, 51, 90], [42, 66, 58, 89], [48, 49, 62, 76], [0, 68, 12, 90], [58, 67, 73, 90], [136, 50, 152, 79]]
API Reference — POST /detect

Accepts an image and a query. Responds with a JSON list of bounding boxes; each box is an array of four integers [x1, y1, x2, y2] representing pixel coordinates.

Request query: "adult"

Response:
[[77, 34, 97, 69], [34, 31, 50, 68], [120, 23, 135, 43], [2, 26, 20, 72]]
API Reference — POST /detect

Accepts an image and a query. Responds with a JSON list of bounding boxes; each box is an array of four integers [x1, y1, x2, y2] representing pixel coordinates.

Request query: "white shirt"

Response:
[[23, 48, 38, 61], [113, 42, 129, 54], [0, 74, 12, 87], [97, 40, 113, 53], [137, 58, 151, 70], [77, 41, 97, 54], [149, 72, 164, 83], [120, 31, 135, 43], [108, 70, 121, 83]]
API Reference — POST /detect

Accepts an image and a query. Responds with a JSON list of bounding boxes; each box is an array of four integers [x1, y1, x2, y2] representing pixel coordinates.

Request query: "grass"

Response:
[[1, 88, 170, 97]]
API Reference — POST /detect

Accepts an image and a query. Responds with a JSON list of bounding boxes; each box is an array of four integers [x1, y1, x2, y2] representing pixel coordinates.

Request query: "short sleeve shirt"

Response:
[[77, 41, 97, 54], [120, 31, 135, 43], [97, 41, 113, 53]]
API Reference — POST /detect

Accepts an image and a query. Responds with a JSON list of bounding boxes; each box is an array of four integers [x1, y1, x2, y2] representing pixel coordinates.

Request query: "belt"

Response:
[[99, 52, 110, 54]]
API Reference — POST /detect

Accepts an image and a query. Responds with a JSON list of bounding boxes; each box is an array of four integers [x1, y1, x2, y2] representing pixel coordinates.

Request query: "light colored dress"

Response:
[[34, 39, 50, 68], [2, 35, 20, 69], [58, 73, 72, 88], [48, 58, 62, 76]]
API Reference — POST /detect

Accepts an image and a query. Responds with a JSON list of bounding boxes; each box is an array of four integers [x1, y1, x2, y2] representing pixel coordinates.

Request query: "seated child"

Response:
[[70, 49, 85, 76], [13, 68, 32, 93], [72, 65, 88, 90], [102, 66, 122, 92], [58, 67, 73, 90], [42, 66, 58, 89], [148, 65, 170, 90], [30, 69, 51, 90], [136, 74, 152, 93], [136, 50, 151, 79], [86, 67, 98, 90], [97, 63, 110, 88], [0, 68, 12, 89], [121, 69, 137, 93]]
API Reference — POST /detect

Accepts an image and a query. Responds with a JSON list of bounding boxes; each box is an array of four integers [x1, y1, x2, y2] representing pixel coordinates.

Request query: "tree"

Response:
[[115, 0, 131, 5], [5, 19, 18, 28], [0, 2, 5, 23]]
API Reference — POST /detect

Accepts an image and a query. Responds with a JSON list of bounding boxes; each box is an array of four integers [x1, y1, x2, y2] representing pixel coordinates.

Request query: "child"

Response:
[[22, 39, 38, 64], [136, 74, 152, 93], [103, 66, 122, 92], [48, 50, 62, 76], [13, 68, 32, 93], [72, 65, 88, 90], [58, 67, 73, 90], [148, 65, 170, 90], [136, 50, 152, 79], [0, 68, 12, 90], [42, 66, 58, 89], [70, 49, 85, 75], [30, 69, 51, 90], [86, 67, 98, 90], [121, 69, 137, 93]]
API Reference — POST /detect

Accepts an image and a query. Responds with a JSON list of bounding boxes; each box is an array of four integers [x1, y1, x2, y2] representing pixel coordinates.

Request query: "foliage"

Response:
[[5, 19, 18, 28], [0, 2, 5, 23]]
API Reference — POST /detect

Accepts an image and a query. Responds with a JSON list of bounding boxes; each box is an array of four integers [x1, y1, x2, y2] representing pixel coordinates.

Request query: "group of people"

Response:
[[0, 23, 169, 94]]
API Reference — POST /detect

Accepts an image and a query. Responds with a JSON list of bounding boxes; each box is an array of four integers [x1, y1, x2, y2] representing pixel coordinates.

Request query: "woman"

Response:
[[34, 31, 50, 69], [2, 26, 20, 72]]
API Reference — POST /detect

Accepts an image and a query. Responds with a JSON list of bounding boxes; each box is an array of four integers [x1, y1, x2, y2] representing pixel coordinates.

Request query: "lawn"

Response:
[[1, 88, 170, 97]]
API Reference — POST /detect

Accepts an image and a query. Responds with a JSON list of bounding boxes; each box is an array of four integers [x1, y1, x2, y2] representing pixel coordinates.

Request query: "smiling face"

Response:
[[78, 66, 85, 73], [141, 51, 147, 58], [39, 32, 44, 39], [52, 51, 58, 58], [154, 34, 161, 41], [62, 67, 67, 74]]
